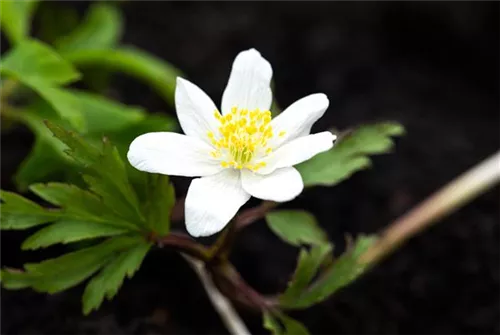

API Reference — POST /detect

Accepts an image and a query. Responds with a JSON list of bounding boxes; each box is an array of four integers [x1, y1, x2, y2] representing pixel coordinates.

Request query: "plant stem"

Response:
[[235, 201, 277, 230], [210, 261, 278, 311], [360, 151, 500, 265], [182, 254, 251, 335], [152, 232, 210, 262]]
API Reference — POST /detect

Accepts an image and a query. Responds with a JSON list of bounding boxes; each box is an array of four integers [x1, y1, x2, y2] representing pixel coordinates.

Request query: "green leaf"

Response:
[[0, 39, 80, 85], [0, 190, 60, 230], [279, 314, 310, 335], [263, 311, 310, 335], [280, 244, 333, 306], [15, 135, 73, 190], [45, 122, 144, 224], [37, 3, 80, 44], [30, 85, 87, 131], [287, 235, 377, 309], [69, 90, 145, 133], [21, 220, 129, 250], [0, 40, 84, 129], [82, 241, 151, 314], [13, 102, 169, 189], [142, 174, 175, 236], [29, 182, 138, 230], [13, 104, 77, 189], [27, 88, 145, 135], [0, 0, 38, 44], [44, 120, 101, 166], [266, 210, 329, 247], [263, 311, 284, 335], [297, 122, 405, 187], [55, 3, 123, 52], [65, 48, 181, 105], [22, 236, 143, 293], [108, 113, 177, 155], [1, 268, 33, 289]]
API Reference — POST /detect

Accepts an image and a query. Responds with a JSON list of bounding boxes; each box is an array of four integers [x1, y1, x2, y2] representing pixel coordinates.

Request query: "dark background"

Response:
[[2, 1, 499, 334]]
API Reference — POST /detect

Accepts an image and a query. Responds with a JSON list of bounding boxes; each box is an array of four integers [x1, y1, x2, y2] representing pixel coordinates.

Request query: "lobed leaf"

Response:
[[1, 236, 143, 293], [45, 122, 144, 224], [21, 220, 129, 250], [297, 122, 404, 187], [82, 241, 151, 314], [141, 174, 176, 236], [286, 235, 377, 309], [279, 244, 333, 306], [266, 210, 329, 247], [0, 190, 60, 230], [13, 93, 149, 188], [29, 182, 138, 229]]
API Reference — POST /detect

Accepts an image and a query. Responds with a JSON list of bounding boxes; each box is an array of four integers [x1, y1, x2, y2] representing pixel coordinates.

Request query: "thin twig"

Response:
[[182, 254, 251, 335], [361, 151, 500, 265]]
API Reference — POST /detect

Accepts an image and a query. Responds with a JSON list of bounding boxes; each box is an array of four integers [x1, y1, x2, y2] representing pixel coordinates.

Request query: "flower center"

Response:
[[207, 107, 285, 171]]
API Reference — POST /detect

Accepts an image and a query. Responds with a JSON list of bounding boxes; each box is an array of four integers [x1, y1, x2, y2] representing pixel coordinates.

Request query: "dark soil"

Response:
[[2, 2, 499, 334]]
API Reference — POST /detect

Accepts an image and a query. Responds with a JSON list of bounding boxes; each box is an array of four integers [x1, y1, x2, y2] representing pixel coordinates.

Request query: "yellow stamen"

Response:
[[209, 107, 284, 171]]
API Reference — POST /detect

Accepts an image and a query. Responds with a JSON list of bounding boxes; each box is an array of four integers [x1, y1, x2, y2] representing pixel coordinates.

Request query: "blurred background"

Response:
[[1, 1, 499, 334]]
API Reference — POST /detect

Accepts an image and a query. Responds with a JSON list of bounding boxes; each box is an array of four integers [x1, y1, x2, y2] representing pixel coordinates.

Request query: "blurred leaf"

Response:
[[0, 0, 39, 44], [14, 85, 144, 134], [297, 122, 405, 187], [263, 311, 310, 335], [280, 244, 332, 306], [263, 311, 284, 335], [108, 113, 177, 154], [0, 40, 84, 129], [21, 220, 129, 250], [0, 39, 80, 85], [55, 3, 123, 52], [63, 90, 145, 134], [32, 85, 87, 131], [66, 47, 182, 105], [0, 190, 60, 230], [286, 235, 377, 309], [266, 210, 329, 247], [37, 3, 80, 44], [142, 174, 175, 236], [82, 240, 151, 314]]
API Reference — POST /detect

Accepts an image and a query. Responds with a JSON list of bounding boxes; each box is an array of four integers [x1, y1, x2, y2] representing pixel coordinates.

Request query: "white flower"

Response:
[[127, 49, 336, 237]]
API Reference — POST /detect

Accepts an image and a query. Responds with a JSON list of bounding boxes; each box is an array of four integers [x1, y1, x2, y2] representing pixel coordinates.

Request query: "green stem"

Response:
[[360, 151, 500, 265]]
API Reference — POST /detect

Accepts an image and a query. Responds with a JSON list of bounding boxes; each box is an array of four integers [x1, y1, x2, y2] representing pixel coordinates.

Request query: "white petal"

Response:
[[221, 49, 273, 115], [270, 93, 329, 148], [127, 132, 222, 177], [185, 169, 250, 237], [259, 132, 336, 174], [241, 167, 303, 202], [175, 77, 220, 143]]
